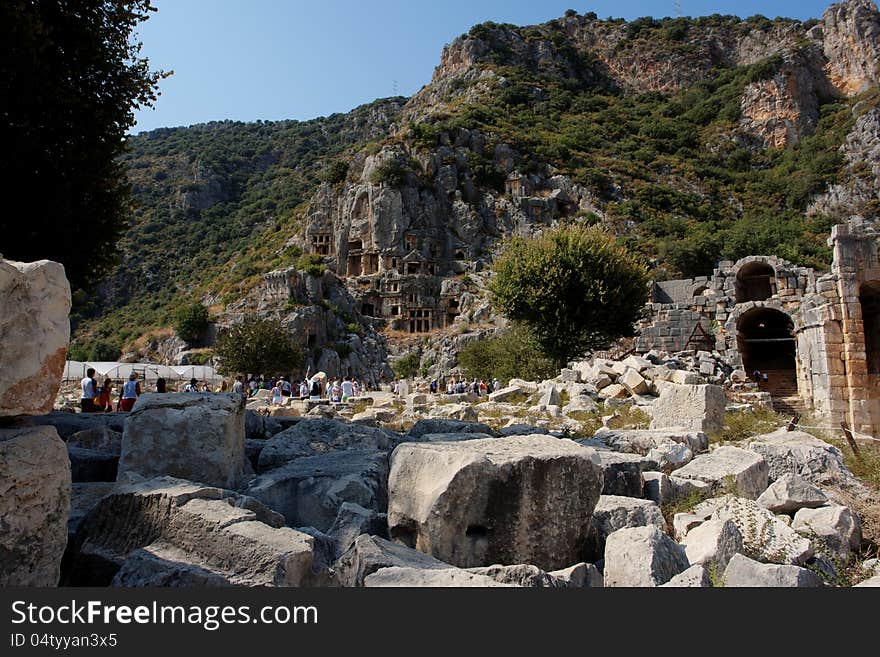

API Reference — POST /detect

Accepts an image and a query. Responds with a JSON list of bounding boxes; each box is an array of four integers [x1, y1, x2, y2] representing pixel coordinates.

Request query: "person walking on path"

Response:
[[80, 368, 99, 413], [118, 373, 142, 412], [96, 377, 113, 412]]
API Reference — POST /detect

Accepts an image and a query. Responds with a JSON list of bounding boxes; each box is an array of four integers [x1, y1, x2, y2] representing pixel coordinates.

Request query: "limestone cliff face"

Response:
[[809, 106, 880, 218], [820, 0, 880, 96]]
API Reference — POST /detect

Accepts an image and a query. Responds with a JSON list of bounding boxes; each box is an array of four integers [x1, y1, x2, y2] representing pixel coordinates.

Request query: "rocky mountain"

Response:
[[75, 0, 880, 380]]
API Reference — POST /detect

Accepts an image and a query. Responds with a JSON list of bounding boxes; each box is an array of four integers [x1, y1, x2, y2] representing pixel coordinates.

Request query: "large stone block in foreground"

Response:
[[650, 383, 725, 434], [387, 434, 603, 570], [118, 393, 247, 489], [0, 426, 71, 585], [0, 259, 70, 416]]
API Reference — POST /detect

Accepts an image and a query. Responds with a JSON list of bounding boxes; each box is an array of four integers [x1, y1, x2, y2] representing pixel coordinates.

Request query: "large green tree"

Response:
[[0, 0, 166, 290], [214, 317, 304, 376], [490, 224, 650, 365]]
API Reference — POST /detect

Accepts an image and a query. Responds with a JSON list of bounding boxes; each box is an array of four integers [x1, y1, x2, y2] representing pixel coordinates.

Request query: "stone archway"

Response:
[[735, 306, 797, 398], [735, 261, 776, 303]]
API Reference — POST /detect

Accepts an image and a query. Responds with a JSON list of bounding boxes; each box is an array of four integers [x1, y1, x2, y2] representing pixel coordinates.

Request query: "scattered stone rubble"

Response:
[[2, 256, 878, 589]]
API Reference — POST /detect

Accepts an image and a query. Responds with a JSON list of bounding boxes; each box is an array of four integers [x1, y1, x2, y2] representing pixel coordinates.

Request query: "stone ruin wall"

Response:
[[637, 219, 880, 434]]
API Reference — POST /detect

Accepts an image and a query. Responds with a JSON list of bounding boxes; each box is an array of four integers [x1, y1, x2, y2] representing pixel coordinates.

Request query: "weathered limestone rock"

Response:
[[603, 526, 690, 587], [709, 496, 813, 565], [489, 385, 529, 402], [0, 426, 71, 586], [538, 385, 560, 407], [69, 482, 117, 538], [244, 450, 388, 532], [334, 534, 452, 587], [681, 519, 743, 572], [643, 471, 674, 504], [466, 564, 557, 587], [722, 553, 823, 587], [671, 446, 769, 499], [620, 368, 650, 395], [364, 566, 511, 587], [581, 447, 646, 497], [407, 418, 493, 438], [792, 505, 862, 561], [756, 473, 829, 513], [661, 564, 712, 587], [0, 259, 70, 416], [593, 428, 708, 455], [64, 477, 317, 587], [646, 442, 693, 470], [327, 502, 388, 557], [118, 393, 248, 489], [584, 495, 667, 562], [599, 384, 629, 399], [498, 424, 549, 437], [549, 562, 604, 588], [28, 411, 127, 440], [669, 475, 714, 499], [413, 432, 494, 443], [650, 384, 724, 434], [257, 418, 401, 471], [428, 403, 479, 422], [746, 429, 851, 486], [387, 435, 603, 570], [821, 0, 880, 96]]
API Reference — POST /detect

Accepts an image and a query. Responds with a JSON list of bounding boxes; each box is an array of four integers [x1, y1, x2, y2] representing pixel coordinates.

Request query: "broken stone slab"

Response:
[[681, 518, 743, 572], [599, 384, 629, 399], [497, 424, 549, 437], [489, 385, 527, 402], [668, 370, 703, 385], [646, 442, 693, 470], [111, 542, 234, 587], [756, 473, 829, 514], [660, 564, 712, 587], [575, 447, 646, 497], [118, 393, 248, 490], [746, 429, 853, 486], [428, 403, 479, 422], [650, 383, 725, 434], [592, 427, 708, 455], [411, 432, 495, 443], [466, 564, 558, 587], [643, 471, 674, 504], [64, 477, 315, 587], [407, 418, 493, 439], [0, 259, 70, 416], [603, 526, 690, 587], [352, 407, 398, 424], [854, 575, 880, 587], [722, 553, 823, 587], [25, 410, 128, 439], [549, 562, 604, 588], [792, 505, 862, 562], [563, 396, 599, 416], [67, 426, 122, 456], [364, 566, 512, 587], [622, 355, 653, 372], [387, 435, 603, 570], [709, 496, 813, 565], [669, 476, 714, 499], [538, 385, 560, 407], [0, 425, 71, 586], [334, 534, 452, 587], [327, 502, 388, 558], [257, 418, 403, 471], [584, 495, 667, 562], [620, 368, 650, 396], [671, 446, 769, 499], [559, 368, 580, 383], [244, 449, 388, 532]]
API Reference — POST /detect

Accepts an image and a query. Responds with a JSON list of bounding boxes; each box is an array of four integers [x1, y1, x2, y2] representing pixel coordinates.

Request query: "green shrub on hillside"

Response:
[[173, 303, 209, 342], [458, 323, 557, 382]]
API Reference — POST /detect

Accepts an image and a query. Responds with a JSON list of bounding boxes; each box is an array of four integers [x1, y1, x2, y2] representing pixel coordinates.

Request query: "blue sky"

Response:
[[132, 0, 839, 133]]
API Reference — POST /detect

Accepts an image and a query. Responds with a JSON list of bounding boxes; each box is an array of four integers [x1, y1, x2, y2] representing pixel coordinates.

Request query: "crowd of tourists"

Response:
[[78, 368, 219, 413], [390, 376, 501, 397]]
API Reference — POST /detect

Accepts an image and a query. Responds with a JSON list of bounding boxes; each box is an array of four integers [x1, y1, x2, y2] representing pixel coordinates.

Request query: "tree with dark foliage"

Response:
[[0, 1, 167, 290]]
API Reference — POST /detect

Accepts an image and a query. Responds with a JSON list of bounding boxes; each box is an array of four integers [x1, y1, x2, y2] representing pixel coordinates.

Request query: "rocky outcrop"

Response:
[[0, 426, 71, 586], [0, 259, 70, 416], [820, 0, 880, 96], [387, 435, 603, 570], [117, 393, 248, 489]]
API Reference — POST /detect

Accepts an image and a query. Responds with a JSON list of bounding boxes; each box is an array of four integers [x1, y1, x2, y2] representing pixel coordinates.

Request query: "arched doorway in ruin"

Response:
[[860, 280, 880, 375], [736, 307, 797, 396], [735, 261, 775, 303]]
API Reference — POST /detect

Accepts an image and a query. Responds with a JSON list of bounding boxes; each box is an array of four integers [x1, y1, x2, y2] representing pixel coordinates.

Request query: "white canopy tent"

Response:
[[172, 365, 223, 383], [63, 361, 185, 382], [62, 360, 88, 382]]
